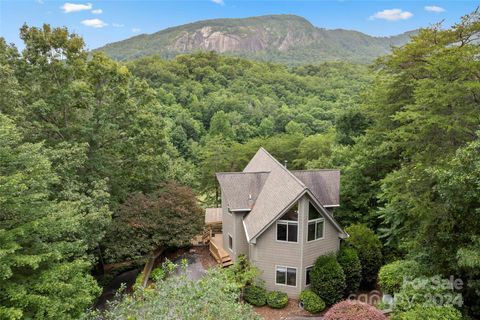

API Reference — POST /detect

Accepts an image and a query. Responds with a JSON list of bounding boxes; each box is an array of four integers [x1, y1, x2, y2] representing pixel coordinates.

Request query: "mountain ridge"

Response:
[[96, 14, 416, 65]]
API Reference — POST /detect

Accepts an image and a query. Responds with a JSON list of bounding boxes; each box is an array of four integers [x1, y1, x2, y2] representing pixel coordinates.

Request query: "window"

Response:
[[305, 266, 313, 286], [228, 234, 233, 250], [276, 266, 297, 286], [307, 202, 325, 241], [276, 203, 298, 242]]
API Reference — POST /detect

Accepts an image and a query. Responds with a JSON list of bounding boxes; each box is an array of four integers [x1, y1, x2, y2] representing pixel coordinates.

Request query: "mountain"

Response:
[[96, 14, 416, 65]]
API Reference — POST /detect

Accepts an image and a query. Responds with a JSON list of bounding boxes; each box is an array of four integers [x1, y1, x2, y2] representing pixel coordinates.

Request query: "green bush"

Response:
[[392, 305, 462, 320], [310, 253, 346, 306], [266, 291, 289, 309], [337, 246, 362, 296], [378, 260, 421, 295], [394, 276, 463, 313], [150, 267, 166, 282], [299, 289, 326, 313], [244, 285, 267, 306], [345, 224, 383, 289]]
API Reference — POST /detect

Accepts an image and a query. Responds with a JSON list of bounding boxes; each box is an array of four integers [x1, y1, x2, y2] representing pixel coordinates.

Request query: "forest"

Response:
[[0, 8, 479, 320]]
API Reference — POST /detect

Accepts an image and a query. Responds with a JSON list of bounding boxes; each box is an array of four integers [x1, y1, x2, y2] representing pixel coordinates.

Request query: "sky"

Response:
[[0, 0, 478, 50]]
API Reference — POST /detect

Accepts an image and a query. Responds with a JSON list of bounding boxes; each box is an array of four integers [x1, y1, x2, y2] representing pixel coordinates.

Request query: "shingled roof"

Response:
[[216, 148, 346, 242], [292, 170, 340, 206]]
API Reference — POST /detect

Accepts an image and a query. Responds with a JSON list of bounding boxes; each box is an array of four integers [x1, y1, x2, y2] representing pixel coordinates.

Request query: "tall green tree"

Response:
[[0, 115, 103, 320]]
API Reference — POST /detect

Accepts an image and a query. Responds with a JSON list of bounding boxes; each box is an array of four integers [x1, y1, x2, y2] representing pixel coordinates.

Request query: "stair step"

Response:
[[222, 261, 234, 267]]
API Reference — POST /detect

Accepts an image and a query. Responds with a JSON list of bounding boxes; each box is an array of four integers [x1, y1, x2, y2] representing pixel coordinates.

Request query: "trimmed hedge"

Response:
[[392, 305, 462, 320], [299, 289, 326, 313], [310, 253, 346, 306], [266, 291, 288, 309], [244, 285, 267, 306], [324, 300, 387, 320], [378, 260, 421, 295], [337, 246, 362, 296], [345, 224, 383, 289]]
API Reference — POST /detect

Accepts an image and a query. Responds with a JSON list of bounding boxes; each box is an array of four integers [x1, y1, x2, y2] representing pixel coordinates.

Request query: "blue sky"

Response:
[[0, 1, 478, 50]]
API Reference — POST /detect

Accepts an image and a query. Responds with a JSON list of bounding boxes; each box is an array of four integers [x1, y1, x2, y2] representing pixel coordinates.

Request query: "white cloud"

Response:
[[36, 0, 44, 4], [81, 18, 107, 28], [61, 2, 92, 13], [211, 0, 224, 5], [425, 5, 445, 13], [369, 9, 413, 21], [91, 9, 103, 14], [112, 23, 124, 28], [132, 28, 141, 33]]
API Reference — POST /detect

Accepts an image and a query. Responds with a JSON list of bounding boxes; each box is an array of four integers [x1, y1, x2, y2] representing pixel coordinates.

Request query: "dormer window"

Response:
[[276, 203, 298, 243], [307, 202, 325, 241]]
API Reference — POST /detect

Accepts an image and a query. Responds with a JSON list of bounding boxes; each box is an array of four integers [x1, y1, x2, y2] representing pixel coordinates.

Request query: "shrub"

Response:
[[299, 289, 326, 313], [392, 305, 462, 320], [89, 268, 258, 320], [225, 254, 261, 291], [337, 246, 362, 296], [310, 254, 346, 306], [345, 224, 383, 289], [150, 267, 166, 282], [266, 291, 288, 309], [244, 285, 267, 306], [394, 275, 463, 313], [324, 300, 387, 320], [378, 260, 421, 295]]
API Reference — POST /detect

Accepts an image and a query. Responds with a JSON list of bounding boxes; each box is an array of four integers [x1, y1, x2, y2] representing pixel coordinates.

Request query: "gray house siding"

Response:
[[221, 193, 235, 258], [249, 194, 341, 297], [235, 212, 249, 258], [250, 197, 305, 298], [302, 195, 341, 288]]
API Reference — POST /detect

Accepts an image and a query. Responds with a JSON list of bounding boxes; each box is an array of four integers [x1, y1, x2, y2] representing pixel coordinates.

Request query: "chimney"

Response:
[[248, 194, 254, 209], [284, 160, 288, 169]]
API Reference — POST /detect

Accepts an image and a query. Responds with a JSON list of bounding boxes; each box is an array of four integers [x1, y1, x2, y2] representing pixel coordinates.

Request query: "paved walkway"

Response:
[[173, 253, 206, 281]]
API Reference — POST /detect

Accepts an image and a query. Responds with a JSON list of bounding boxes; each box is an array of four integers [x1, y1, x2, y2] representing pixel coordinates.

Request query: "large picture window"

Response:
[[276, 203, 298, 242], [276, 266, 297, 286], [307, 202, 325, 241]]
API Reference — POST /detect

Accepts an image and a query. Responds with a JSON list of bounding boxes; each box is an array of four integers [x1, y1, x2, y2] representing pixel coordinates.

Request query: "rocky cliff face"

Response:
[[97, 14, 415, 65]]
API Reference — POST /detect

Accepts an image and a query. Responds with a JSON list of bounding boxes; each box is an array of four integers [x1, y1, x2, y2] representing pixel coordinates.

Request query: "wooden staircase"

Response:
[[209, 234, 233, 268]]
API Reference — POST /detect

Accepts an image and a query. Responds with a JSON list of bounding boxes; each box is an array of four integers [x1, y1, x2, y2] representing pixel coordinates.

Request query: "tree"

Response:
[[310, 254, 346, 306], [337, 246, 362, 296], [0, 115, 102, 319], [103, 182, 204, 263], [86, 268, 259, 320], [345, 224, 383, 289]]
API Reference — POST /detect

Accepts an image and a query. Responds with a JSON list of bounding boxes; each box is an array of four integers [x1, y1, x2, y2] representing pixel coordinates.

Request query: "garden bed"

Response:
[[253, 299, 323, 320]]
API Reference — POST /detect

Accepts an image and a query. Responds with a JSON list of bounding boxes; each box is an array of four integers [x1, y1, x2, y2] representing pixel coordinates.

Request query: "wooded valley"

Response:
[[0, 8, 479, 320]]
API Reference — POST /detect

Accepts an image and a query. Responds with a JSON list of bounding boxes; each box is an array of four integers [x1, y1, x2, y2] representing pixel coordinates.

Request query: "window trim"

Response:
[[228, 233, 233, 252], [275, 265, 298, 287], [307, 218, 325, 242], [307, 202, 325, 242], [276, 220, 299, 243], [305, 265, 313, 286]]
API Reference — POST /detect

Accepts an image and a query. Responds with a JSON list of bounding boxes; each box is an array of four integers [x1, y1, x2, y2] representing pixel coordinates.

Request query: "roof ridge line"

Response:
[[216, 171, 271, 175], [258, 147, 306, 189], [291, 169, 340, 172]]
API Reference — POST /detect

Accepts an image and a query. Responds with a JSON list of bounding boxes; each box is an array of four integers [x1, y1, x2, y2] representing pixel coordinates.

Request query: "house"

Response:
[[216, 147, 348, 298]]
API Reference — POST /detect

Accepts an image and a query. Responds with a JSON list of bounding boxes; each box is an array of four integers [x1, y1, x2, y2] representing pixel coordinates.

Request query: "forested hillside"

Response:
[[96, 14, 415, 64], [0, 8, 479, 319]]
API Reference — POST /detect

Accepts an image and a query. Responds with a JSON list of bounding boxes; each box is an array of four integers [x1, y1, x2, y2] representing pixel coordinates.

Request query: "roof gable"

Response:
[[216, 147, 346, 242]]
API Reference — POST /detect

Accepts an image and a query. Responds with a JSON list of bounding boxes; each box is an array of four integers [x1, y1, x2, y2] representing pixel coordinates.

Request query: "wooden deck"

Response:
[[209, 234, 233, 268]]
